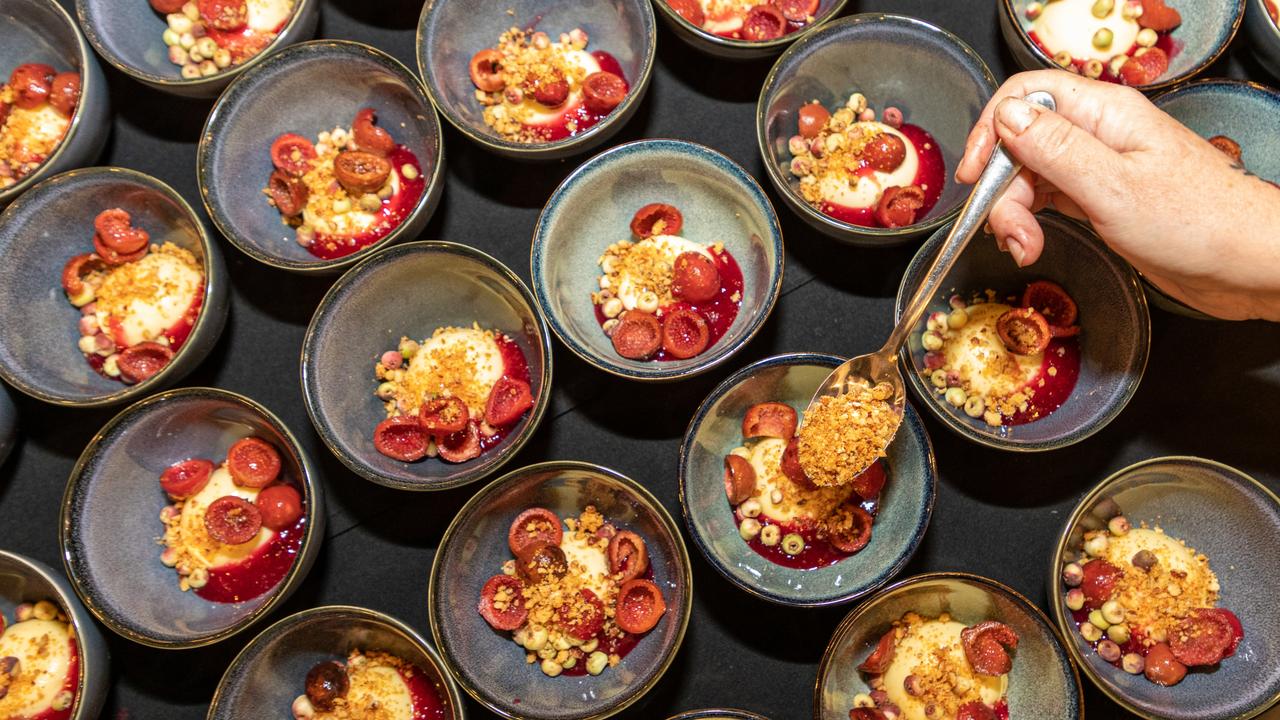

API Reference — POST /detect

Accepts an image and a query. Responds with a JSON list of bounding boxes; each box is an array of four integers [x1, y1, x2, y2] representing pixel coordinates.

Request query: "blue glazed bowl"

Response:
[[815, 572, 1084, 720], [756, 14, 997, 246], [209, 605, 466, 719], [1245, 0, 1280, 78], [678, 353, 936, 607], [76, 0, 318, 98], [60, 387, 325, 649], [0, 0, 110, 208], [0, 167, 228, 408], [666, 711, 770, 720], [894, 212, 1150, 452], [531, 139, 783, 382], [0, 381, 16, 466], [652, 0, 848, 59], [999, 0, 1244, 92], [0, 549, 110, 720], [416, 0, 656, 160], [198, 40, 445, 275], [301, 241, 553, 492], [1049, 457, 1280, 720], [429, 461, 693, 720]]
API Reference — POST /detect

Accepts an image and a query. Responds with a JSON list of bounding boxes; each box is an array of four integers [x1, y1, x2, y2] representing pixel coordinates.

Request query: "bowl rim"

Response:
[[196, 38, 446, 274], [1249, 0, 1280, 40], [426, 459, 695, 720], [664, 710, 771, 720], [676, 351, 937, 607], [0, 548, 102, 720], [894, 211, 1151, 452], [299, 240, 555, 491], [754, 12, 998, 243], [530, 137, 785, 382], [1046, 455, 1280, 720], [0, 0, 102, 205], [0, 166, 224, 408], [997, 0, 1246, 93], [57, 386, 323, 650], [414, 0, 657, 158], [206, 604, 469, 720], [74, 0, 316, 90], [651, 0, 850, 53], [812, 570, 1085, 720]]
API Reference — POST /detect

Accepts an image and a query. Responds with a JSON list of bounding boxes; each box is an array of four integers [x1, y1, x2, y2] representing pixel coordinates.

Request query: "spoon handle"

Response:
[[882, 91, 1057, 357]]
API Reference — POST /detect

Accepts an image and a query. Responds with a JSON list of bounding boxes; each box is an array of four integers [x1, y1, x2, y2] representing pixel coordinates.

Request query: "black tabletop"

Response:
[[3, 1, 1280, 718]]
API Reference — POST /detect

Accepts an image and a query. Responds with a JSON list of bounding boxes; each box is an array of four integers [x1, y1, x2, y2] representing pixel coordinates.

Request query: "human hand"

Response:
[[956, 70, 1280, 322]]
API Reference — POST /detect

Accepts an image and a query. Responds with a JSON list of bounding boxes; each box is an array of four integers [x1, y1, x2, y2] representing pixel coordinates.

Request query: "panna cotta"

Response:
[[664, 0, 821, 41], [1024, 0, 1182, 86], [0, 63, 79, 190], [0, 600, 79, 720], [151, 0, 296, 78], [291, 650, 449, 720]]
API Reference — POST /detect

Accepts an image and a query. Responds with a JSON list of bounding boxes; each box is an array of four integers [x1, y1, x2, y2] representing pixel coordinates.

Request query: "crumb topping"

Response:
[[870, 612, 1000, 718], [796, 383, 897, 487], [477, 28, 593, 142], [383, 325, 506, 417], [0, 606, 77, 717], [309, 650, 418, 720], [0, 83, 71, 189], [94, 243, 202, 321]]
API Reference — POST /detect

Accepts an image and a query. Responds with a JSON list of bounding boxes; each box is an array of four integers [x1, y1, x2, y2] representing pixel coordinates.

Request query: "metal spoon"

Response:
[[804, 91, 1058, 474]]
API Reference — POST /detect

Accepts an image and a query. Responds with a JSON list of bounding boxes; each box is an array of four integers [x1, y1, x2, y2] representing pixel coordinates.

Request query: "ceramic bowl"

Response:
[[208, 605, 466, 719], [652, 0, 848, 59], [0, 167, 228, 408], [1245, 0, 1280, 78], [532, 139, 783, 382], [1148, 78, 1280, 319], [0, 549, 109, 720], [894, 212, 1150, 451], [301, 241, 553, 491], [198, 40, 445, 274], [999, 0, 1244, 92], [1049, 457, 1280, 720], [0, 0, 109, 208], [416, 0, 656, 160], [679, 353, 936, 607], [666, 711, 771, 720], [76, 0, 318, 98], [757, 14, 997, 246], [815, 572, 1083, 720], [429, 461, 693, 720], [60, 387, 324, 649], [0, 381, 17, 466]]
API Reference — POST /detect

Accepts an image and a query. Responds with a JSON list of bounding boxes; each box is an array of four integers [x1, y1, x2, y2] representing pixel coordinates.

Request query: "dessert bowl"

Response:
[[1049, 456, 1280, 720], [416, 0, 656, 160], [0, 167, 228, 408], [999, 0, 1244, 93], [1245, 0, 1280, 78], [60, 387, 324, 649], [532, 138, 783, 382], [666, 711, 771, 720], [208, 605, 466, 719], [76, 0, 319, 98], [814, 572, 1083, 720], [0, 549, 109, 720], [0, 0, 110, 208], [679, 352, 936, 607], [302, 241, 553, 491], [894, 211, 1150, 451], [199, 39, 445, 274], [652, 0, 848, 59], [429, 460, 693, 720]]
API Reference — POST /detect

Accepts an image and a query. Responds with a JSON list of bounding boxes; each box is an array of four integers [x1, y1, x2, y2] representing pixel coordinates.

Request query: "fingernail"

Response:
[[1008, 237, 1027, 267], [996, 98, 1038, 135], [996, 235, 1009, 252]]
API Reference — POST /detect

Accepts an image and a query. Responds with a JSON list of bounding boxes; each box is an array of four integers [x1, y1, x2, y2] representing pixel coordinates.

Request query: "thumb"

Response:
[[993, 97, 1124, 209]]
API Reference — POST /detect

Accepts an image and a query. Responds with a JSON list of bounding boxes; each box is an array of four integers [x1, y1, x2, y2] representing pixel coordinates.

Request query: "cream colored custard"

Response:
[[512, 47, 602, 125], [298, 651, 417, 720], [1092, 526, 1219, 642], [0, 617, 76, 718], [246, 0, 292, 32], [94, 244, 203, 348], [881, 615, 1008, 720], [0, 100, 70, 178], [1032, 0, 1141, 62], [613, 234, 712, 311], [940, 302, 1042, 398], [731, 438, 854, 523], [166, 466, 274, 573], [816, 121, 921, 209], [560, 528, 613, 600], [396, 326, 504, 417], [698, 0, 754, 34]]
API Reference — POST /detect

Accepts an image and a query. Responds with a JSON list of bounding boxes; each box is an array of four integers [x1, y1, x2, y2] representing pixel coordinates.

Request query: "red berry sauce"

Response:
[[817, 124, 946, 229], [1004, 337, 1080, 426], [522, 52, 628, 142], [477, 333, 532, 453], [195, 510, 306, 604], [307, 146, 426, 261], [87, 285, 204, 382], [24, 636, 78, 720], [401, 664, 450, 720]]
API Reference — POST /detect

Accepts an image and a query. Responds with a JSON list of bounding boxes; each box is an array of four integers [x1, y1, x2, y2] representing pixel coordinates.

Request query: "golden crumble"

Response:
[[0, 607, 76, 717], [0, 83, 71, 190], [94, 243, 202, 321], [308, 650, 421, 720], [478, 28, 592, 143], [389, 325, 505, 417], [796, 384, 898, 487]]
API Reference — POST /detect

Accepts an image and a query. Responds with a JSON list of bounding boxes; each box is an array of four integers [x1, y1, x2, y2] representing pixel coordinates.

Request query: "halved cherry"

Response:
[[1144, 642, 1188, 686], [742, 402, 798, 440], [256, 483, 303, 530], [160, 458, 214, 499], [204, 495, 262, 545], [630, 203, 683, 238], [582, 71, 627, 114], [61, 253, 107, 298], [267, 171, 309, 217], [1079, 558, 1121, 609], [198, 0, 248, 31], [742, 4, 787, 40], [857, 628, 897, 673], [615, 579, 665, 634], [484, 376, 534, 427], [94, 208, 149, 255], [961, 621, 1019, 676], [1118, 46, 1169, 86], [516, 542, 568, 583], [373, 416, 432, 462], [671, 252, 720, 303], [995, 307, 1052, 355], [1169, 608, 1236, 667], [661, 308, 710, 359], [304, 660, 349, 711], [1138, 0, 1182, 31], [797, 102, 830, 139], [874, 185, 926, 228], [828, 503, 873, 553], [849, 460, 886, 502], [333, 151, 392, 195], [227, 436, 281, 488], [666, 0, 705, 25], [533, 76, 570, 107], [956, 702, 999, 720], [351, 107, 394, 157], [469, 49, 506, 93], [558, 588, 606, 640], [862, 133, 907, 173], [437, 421, 481, 463], [478, 574, 527, 631], [270, 133, 317, 177], [49, 72, 80, 117], [780, 436, 816, 490], [1021, 280, 1077, 328], [1208, 135, 1242, 163], [419, 396, 469, 435], [608, 530, 649, 583], [723, 454, 756, 505], [93, 231, 149, 266], [149, 0, 186, 11], [9, 63, 54, 110], [611, 311, 663, 360], [508, 507, 563, 556], [771, 0, 819, 21], [117, 342, 174, 384]]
